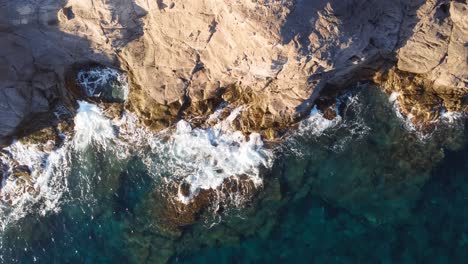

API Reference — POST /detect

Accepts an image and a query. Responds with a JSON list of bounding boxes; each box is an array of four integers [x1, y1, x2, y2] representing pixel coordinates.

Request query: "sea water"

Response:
[[0, 84, 466, 263]]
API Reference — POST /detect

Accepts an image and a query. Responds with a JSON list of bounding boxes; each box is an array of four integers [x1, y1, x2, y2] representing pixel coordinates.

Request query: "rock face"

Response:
[[374, 0, 468, 126], [0, 0, 466, 142]]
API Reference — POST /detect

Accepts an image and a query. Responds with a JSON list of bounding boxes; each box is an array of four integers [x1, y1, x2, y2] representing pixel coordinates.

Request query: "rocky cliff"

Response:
[[0, 0, 466, 144]]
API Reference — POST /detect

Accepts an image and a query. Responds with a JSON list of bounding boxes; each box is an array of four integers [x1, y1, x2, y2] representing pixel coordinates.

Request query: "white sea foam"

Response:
[[0, 141, 69, 230], [440, 109, 464, 123], [143, 107, 273, 203], [388, 91, 399, 103], [388, 92, 419, 132], [0, 101, 116, 230], [388, 92, 465, 138], [169, 119, 271, 202], [73, 101, 115, 150], [0, 99, 274, 230], [206, 102, 228, 123], [76, 67, 129, 101], [285, 92, 371, 157]]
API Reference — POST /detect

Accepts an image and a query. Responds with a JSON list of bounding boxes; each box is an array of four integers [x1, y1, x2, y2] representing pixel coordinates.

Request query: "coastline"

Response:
[[0, 0, 467, 262]]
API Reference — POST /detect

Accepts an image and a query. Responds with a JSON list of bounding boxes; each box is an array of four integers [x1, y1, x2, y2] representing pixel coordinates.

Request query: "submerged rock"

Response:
[[152, 175, 258, 231], [279, 85, 467, 224]]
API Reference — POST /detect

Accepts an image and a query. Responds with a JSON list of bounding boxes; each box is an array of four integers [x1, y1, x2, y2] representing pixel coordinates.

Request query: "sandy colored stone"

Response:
[[0, 0, 466, 142]]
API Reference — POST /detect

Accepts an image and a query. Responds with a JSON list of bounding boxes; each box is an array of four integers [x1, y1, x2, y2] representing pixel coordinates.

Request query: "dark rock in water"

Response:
[[151, 175, 258, 232], [178, 182, 191, 198], [322, 106, 338, 120], [152, 184, 212, 231], [278, 86, 467, 224], [101, 103, 125, 121], [57, 120, 74, 137]]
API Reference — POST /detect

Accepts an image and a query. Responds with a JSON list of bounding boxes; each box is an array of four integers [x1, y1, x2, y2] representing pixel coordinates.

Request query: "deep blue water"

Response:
[[176, 145, 468, 263], [0, 85, 466, 263]]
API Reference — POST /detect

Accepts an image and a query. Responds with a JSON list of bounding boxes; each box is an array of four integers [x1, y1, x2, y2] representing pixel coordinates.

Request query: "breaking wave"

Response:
[[299, 106, 342, 136], [73, 101, 116, 150], [0, 100, 273, 230], [2, 80, 462, 234]]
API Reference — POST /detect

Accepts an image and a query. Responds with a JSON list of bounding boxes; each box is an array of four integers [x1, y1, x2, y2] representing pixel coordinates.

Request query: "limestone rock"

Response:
[[152, 176, 257, 231], [0, 0, 466, 142], [397, 0, 467, 90]]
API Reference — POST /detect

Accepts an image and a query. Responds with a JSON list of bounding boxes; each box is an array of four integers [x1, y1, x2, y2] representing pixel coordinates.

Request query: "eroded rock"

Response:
[[1, 0, 465, 143]]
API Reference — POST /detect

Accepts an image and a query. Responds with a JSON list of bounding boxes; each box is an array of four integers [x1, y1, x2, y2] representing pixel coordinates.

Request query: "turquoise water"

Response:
[[0, 85, 467, 263]]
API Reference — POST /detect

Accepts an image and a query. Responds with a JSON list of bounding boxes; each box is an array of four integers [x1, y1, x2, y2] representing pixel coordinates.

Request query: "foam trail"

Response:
[[0, 100, 116, 230], [171, 120, 270, 199], [387, 92, 420, 132], [388, 91, 465, 138], [284, 92, 371, 157]]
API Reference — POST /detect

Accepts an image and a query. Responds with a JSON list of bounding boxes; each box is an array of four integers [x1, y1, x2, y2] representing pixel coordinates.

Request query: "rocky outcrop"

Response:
[[374, 67, 467, 130], [0, 0, 466, 142], [152, 176, 258, 232], [374, 0, 468, 128]]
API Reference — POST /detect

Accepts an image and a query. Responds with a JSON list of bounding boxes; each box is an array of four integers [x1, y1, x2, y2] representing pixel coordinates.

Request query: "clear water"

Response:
[[0, 85, 466, 263]]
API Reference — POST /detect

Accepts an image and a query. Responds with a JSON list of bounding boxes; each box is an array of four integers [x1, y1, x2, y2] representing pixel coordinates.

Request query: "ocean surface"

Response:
[[0, 82, 467, 263]]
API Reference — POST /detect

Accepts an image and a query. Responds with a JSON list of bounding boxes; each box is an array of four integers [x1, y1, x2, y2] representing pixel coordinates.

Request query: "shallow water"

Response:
[[0, 85, 467, 263]]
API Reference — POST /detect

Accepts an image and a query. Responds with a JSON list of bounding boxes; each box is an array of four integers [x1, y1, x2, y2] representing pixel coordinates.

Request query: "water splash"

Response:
[[440, 109, 465, 123], [167, 119, 271, 202], [73, 101, 115, 150], [0, 101, 118, 230], [0, 101, 274, 231], [0, 141, 69, 231], [299, 106, 342, 136], [284, 90, 372, 157], [76, 67, 129, 102], [141, 106, 273, 203], [388, 92, 420, 133]]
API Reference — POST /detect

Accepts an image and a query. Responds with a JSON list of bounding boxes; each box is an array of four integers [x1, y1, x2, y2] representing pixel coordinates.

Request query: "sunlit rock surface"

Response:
[[0, 0, 466, 142]]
